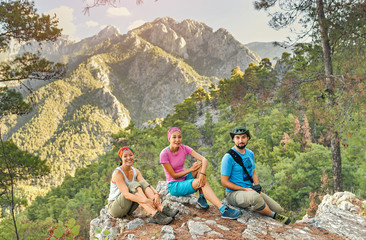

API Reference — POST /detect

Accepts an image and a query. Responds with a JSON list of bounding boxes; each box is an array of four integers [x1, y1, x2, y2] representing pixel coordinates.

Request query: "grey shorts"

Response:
[[226, 190, 284, 213], [108, 181, 150, 218]]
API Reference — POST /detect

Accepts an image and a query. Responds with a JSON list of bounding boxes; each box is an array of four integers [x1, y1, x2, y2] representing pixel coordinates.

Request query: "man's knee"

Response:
[[234, 191, 265, 210], [251, 193, 265, 210]]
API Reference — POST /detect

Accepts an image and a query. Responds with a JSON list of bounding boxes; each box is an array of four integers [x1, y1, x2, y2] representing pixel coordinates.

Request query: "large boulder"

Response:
[[300, 191, 366, 240]]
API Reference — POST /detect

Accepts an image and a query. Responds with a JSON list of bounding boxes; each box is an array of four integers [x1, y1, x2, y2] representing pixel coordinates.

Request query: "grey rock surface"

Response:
[[90, 183, 365, 239]]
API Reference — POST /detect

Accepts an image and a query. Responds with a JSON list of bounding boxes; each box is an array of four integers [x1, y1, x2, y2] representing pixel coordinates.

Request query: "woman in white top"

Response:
[[107, 146, 178, 225]]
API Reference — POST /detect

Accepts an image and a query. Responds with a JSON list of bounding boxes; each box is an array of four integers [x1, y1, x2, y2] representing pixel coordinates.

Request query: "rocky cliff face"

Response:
[[90, 183, 366, 239], [135, 17, 260, 79]]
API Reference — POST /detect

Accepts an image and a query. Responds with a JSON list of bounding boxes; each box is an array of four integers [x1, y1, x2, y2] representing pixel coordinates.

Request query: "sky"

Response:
[[32, 0, 298, 44]]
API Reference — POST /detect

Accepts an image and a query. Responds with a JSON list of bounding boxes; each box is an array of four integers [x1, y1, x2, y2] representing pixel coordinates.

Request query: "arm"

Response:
[[190, 150, 208, 174], [113, 171, 150, 204], [190, 150, 208, 187], [221, 175, 254, 191], [161, 162, 199, 179], [252, 169, 259, 185], [135, 169, 161, 206], [136, 169, 160, 195]]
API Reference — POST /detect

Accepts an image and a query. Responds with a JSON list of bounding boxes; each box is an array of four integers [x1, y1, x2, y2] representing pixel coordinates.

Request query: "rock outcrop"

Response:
[[300, 191, 366, 240], [90, 182, 366, 239]]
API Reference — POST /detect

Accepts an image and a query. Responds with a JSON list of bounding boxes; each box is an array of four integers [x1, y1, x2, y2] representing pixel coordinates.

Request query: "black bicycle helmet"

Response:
[[230, 126, 251, 139]]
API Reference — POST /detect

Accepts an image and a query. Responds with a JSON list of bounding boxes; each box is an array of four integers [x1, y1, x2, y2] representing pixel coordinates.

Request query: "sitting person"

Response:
[[221, 126, 291, 224], [160, 127, 241, 219], [108, 146, 178, 225]]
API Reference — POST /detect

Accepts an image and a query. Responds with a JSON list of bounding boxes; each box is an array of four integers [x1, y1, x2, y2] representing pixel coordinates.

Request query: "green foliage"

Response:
[[0, 140, 50, 213], [25, 150, 116, 238], [169, 97, 197, 123], [0, 217, 56, 239], [0, 0, 61, 51], [270, 144, 332, 210], [45, 218, 80, 240], [93, 227, 110, 240], [0, 0, 65, 82], [0, 87, 32, 116]]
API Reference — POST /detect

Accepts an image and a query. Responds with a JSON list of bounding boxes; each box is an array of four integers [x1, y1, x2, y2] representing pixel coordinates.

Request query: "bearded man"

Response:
[[220, 126, 291, 225]]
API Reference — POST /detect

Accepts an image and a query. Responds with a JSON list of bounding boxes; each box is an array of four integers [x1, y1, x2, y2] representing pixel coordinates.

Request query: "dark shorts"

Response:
[[167, 172, 196, 196]]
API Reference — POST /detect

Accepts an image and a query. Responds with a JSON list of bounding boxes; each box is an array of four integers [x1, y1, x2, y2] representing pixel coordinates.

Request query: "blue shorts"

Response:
[[167, 172, 196, 196]]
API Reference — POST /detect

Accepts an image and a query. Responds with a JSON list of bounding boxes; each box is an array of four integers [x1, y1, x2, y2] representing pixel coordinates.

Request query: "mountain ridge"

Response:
[[2, 17, 289, 205]]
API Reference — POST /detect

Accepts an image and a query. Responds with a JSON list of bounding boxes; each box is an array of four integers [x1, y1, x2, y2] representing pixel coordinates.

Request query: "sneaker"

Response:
[[274, 213, 291, 225], [148, 211, 173, 225], [197, 196, 210, 209], [221, 207, 241, 219], [162, 205, 179, 218]]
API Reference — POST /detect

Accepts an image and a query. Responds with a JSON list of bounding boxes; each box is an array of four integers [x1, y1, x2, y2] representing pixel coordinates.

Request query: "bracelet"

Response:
[[200, 172, 206, 176]]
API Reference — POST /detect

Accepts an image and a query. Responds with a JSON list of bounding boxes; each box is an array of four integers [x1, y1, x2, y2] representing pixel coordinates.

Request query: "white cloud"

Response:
[[107, 7, 131, 17], [46, 6, 78, 41], [128, 20, 146, 30], [86, 21, 100, 27]]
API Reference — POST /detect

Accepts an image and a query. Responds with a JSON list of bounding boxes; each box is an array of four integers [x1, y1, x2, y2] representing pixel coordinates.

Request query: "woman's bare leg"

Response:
[[134, 187, 158, 215], [192, 179, 223, 208], [191, 166, 204, 195], [143, 187, 163, 212]]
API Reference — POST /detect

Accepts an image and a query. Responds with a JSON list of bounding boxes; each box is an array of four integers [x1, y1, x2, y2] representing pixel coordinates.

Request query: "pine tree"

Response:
[[254, 0, 366, 192]]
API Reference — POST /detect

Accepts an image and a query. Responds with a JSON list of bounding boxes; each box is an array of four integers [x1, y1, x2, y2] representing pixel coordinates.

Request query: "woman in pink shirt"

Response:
[[160, 127, 242, 219]]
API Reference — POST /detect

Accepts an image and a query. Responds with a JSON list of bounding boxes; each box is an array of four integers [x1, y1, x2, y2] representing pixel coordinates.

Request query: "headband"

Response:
[[167, 127, 182, 140], [118, 146, 134, 159]]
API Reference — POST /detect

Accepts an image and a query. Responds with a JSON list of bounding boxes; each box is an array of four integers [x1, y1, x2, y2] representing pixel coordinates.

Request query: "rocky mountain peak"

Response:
[[153, 16, 179, 26], [134, 17, 260, 79], [97, 25, 120, 38]]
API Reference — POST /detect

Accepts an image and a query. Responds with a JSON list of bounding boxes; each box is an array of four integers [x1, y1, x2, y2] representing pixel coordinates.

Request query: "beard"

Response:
[[236, 143, 246, 149]]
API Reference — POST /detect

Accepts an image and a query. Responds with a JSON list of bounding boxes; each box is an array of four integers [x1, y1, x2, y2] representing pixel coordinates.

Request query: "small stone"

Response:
[[188, 220, 212, 236], [161, 233, 176, 240], [126, 218, 145, 230], [162, 225, 174, 234]]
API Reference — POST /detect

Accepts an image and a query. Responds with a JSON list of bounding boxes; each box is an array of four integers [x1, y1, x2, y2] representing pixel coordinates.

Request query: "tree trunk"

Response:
[[316, 0, 343, 192]]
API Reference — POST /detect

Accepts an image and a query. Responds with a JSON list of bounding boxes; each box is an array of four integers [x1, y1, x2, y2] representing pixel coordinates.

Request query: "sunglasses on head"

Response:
[[233, 128, 247, 134]]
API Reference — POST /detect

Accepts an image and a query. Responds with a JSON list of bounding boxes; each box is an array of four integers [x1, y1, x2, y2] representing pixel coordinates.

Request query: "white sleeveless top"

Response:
[[107, 167, 137, 201]]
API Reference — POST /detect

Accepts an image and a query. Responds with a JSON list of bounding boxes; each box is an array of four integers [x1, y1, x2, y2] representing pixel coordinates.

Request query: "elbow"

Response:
[[171, 173, 179, 179]]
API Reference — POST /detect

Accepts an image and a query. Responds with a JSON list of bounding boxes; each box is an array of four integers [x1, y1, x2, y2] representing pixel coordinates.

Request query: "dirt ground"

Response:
[[117, 204, 349, 240]]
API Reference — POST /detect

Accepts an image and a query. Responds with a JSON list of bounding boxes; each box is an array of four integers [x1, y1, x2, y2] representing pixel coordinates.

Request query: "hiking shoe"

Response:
[[162, 205, 179, 218], [148, 211, 173, 225], [274, 213, 291, 225], [221, 207, 241, 219], [197, 196, 210, 209]]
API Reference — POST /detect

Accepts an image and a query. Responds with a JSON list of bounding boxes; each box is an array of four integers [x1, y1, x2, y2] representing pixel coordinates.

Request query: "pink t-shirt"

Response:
[[159, 145, 193, 182]]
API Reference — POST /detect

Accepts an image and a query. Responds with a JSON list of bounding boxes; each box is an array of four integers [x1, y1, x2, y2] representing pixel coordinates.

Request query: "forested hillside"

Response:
[[2, 46, 365, 238]]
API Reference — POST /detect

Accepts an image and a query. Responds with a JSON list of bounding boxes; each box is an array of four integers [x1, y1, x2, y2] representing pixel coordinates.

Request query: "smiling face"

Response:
[[168, 130, 182, 148], [121, 149, 134, 166], [233, 134, 249, 150]]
